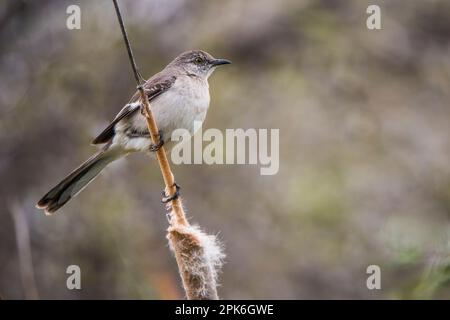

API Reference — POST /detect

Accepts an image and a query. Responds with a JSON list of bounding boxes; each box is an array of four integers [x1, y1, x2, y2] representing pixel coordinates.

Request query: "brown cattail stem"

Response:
[[112, 0, 223, 300], [138, 86, 188, 227]]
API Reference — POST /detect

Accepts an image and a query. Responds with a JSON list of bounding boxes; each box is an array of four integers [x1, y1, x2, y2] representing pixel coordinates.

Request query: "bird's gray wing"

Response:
[[91, 72, 177, 145]]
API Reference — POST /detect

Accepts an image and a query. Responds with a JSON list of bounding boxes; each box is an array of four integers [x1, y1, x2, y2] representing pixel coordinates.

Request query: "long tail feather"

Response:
[[36, 148, 124, 214]]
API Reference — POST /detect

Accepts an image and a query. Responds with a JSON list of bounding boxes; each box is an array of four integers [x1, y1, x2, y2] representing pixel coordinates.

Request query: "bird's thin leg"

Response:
[[149, 130, 164, 152], [162, 182, 181, 203], [127, 132, 150, 138]]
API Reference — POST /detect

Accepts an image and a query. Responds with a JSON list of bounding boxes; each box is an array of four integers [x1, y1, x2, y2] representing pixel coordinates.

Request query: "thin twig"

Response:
[[112, 0, 144, 85]]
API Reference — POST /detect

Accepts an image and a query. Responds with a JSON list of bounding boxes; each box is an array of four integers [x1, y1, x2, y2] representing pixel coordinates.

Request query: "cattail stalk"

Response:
[[112, 0, 224, 299]]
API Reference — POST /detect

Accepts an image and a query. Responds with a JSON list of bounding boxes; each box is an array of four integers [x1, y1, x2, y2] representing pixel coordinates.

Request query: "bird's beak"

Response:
[[211, 58, 231, 66]]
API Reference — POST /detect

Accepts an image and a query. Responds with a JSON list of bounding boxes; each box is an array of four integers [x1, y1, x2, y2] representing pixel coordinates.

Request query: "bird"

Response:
[[36, 50, 231, 214]]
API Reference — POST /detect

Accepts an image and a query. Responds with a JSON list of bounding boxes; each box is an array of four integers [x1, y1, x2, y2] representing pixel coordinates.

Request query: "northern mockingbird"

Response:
[[37, 50, 231, 214]]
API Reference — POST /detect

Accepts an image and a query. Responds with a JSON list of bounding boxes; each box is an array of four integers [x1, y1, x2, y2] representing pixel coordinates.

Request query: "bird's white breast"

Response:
[[114, 75, 210, 152], [153, 75, 210, 136]]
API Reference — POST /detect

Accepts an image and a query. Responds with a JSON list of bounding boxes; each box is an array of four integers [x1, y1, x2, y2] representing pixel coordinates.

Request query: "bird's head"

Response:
[[170, 50, 231, 79]]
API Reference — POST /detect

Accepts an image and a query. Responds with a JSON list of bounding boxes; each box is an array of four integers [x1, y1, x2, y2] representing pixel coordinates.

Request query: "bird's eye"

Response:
[[194, 57, 204, 64]]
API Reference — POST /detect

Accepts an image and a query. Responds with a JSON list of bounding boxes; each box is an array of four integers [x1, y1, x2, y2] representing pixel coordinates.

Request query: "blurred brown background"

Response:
[[0, 0, 450, 299]]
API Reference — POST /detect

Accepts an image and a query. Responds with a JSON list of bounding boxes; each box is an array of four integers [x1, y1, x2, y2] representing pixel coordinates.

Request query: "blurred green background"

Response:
[[1, 0, 450, 299]]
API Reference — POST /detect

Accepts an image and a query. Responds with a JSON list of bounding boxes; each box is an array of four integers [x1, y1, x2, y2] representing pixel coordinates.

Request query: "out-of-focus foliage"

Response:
[[1, 0, 449, 299]]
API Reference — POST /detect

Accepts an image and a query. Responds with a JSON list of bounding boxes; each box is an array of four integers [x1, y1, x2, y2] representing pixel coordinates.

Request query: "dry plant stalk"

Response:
[[138, 85, 224, 300], [138, 91, 187, 226], [9, 202, 39, 300], [113, 0, 224, 300]]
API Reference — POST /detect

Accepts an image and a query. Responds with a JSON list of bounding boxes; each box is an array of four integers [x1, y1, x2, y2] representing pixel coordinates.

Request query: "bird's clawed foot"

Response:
[[149, 130, 164, 152], [162, 182, 181, 203], [139, 103, 148, 117]]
